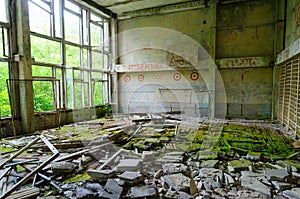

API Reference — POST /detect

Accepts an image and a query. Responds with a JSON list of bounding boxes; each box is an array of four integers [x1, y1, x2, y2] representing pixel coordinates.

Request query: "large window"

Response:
[[29, 0, 110, 112], [0, 0, 10, 117]]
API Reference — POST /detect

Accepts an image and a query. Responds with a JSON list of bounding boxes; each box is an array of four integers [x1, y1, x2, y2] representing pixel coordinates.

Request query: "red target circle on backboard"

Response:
[[124, 75, 131, 82], [173, 73, 181, 81], [138, 74, 144, 82], [190, 71, 199, 81]]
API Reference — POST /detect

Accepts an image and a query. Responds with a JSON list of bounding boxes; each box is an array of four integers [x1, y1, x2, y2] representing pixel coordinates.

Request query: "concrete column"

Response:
[[12, 0, 35, 133], [209, 0, 217, 119]]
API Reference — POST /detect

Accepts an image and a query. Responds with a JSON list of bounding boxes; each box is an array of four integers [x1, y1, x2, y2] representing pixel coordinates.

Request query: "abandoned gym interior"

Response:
[[1, 0, 300, 198]]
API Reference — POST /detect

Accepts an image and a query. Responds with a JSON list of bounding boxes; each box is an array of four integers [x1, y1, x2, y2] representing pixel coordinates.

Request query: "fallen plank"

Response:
[[6, 187, 40, 199], [0, 137, 40, 169]]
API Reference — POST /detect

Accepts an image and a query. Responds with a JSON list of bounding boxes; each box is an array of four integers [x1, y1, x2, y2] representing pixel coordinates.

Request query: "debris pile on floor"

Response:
[[0, 114, 300, 198]]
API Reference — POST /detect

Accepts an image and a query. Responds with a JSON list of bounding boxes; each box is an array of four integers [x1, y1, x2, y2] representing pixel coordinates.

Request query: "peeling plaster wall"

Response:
[[216, 0, 276, 119], [285, 0, 300, 47], [117, 9, 212, 117], [117, 1, 276, 119]]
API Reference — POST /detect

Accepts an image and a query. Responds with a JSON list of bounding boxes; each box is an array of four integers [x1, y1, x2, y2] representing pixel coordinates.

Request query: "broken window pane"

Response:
[[0, 62, 10, 117], [0, 0, 7, 23], [64, 10, 80, 43], [32, 65, 52, 77], [31, 35, 61, 64], [33, 81, 55, 112], [54, 0, 62, 38], [84, 83, 89, 107], [66, 45, 80, 67], [91, 50, 103, 70], [90, 23, 102, 47], [74, 82, 82, 108], [29, 0, 52, 36], [92, 81, 102, 106]]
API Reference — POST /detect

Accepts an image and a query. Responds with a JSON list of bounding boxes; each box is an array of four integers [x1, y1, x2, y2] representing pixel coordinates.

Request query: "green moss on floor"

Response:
[[64, 172, 91, 183], [186, 123, 296, 159]]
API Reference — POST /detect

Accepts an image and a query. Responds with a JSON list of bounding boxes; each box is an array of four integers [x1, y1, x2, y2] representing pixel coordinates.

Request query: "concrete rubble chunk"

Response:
[[200, 160, 218, 168], [51, 161, 77, 173], [87, 169, 116, 180], [198, 168, 222, 178], [228, 159, 251, 172], [176, 191, 193, 199], [156, 152, 184, 163], [162, 173, 190, 192], [104, 179, 123, 197], [162, 163, 187, 175], [283, 188, 300, 199], [130, 186, 157, 198], [246, 151, 261, 161], [271, 181, 291, 191], [118, 171, 144, 184], [240, 175, 271, 197], [264, 169, 289, 181], [116, 159, 141, 172], [85, 182, 103, 192], [224, 173, 235, 185], [76, 186, 95, 199]]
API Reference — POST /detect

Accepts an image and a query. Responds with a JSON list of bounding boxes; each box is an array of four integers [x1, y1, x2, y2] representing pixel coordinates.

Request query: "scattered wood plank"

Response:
[[6, 187, 40, 199]]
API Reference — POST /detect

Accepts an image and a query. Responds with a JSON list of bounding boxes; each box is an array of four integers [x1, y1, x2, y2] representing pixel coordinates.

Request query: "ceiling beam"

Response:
[[79, 0, 117, 18], [118, 0, 206, 20]]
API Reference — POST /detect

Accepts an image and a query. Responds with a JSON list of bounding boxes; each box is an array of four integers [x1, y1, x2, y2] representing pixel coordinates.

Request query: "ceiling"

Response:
[[89, 0, 206, 18], [81, 0, 247, 19]]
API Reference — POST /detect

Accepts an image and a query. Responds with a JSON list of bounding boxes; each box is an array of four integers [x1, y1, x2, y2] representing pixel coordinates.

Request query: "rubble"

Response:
[[0, 116, 300, 198]]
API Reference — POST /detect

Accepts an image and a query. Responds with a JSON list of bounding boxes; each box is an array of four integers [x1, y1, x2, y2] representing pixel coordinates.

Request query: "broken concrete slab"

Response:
[[76, 186, 95, 199], [228, 159, 251, 172], [118, 171, 144, 184], [246, 151, 261, 161], [51, 161, 76, 173], [116, 159, 141, 172], [104, 179, 123, 197], [271, 181, 291, 191], [264, 169, 289, 182], [87, 169, 116, 180], [162, 173, 190, 192], [283, 188, 300, 199], [130, 186, 157, 198], [162, 163, 187, 175], [240, 175, 271, 197], [85, 182, 103, 192], [200, 160, 218, 168]]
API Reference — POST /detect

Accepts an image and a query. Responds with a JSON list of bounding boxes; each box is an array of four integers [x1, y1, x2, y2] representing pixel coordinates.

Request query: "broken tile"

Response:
[[130, 186, 157, 198], [76, 186, 95, 199], [104, 179, 123, 197], [118, 171, 144, 184], [246, 151, 261, 161], [87, 169, 116, 180], [51, 161, 76, 173], [116, 159, 141, 172], [228, 159, 251, 172], [264, 169, 289, 182], [240, 175, 271, 197], [162, 163, 187, 175], [283, 188, 300, 199], [271, 181, 291, 191], [200, 160, 218, 168], [163, 173, 190, 192]]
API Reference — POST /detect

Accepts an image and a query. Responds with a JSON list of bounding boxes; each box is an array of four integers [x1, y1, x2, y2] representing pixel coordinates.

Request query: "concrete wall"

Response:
[[216, 0, 276, 119], [117, 8, 213, 117], [285, 0, 300, 47], [117, 0, 277, 119]]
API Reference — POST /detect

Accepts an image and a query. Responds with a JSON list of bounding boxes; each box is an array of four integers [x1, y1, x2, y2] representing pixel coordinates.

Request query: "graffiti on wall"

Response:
[[218, 56, 272, 68]]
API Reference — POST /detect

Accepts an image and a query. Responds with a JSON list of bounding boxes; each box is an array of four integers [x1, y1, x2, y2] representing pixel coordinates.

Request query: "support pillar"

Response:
[[10, 0, 35, 133]]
